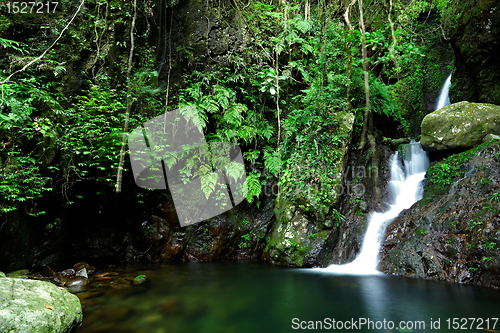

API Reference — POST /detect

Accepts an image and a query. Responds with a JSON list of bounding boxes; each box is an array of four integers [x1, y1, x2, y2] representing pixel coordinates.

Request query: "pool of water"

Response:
[[75, 260, 500, 333]]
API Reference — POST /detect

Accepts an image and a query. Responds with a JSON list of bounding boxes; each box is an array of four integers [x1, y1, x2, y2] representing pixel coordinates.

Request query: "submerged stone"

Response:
[[73, 262, 90, 272], [132, 274, 148, 285], [0, 278, 82, 332], [421, 101, 500, 151], [160, 298, 183, 315], [43, 265, 57, 277], [75, 268, 88, 278], [64, 276, 89, 288]]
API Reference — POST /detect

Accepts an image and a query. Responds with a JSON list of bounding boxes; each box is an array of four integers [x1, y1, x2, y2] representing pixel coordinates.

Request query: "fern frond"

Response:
[[264, 151, 280, 177], [294, 19, 312, 34], [225, 161, 245, 182], [223, 104, 244, 127], [245, 172, 262, 203], [201, 171, 219, 199]]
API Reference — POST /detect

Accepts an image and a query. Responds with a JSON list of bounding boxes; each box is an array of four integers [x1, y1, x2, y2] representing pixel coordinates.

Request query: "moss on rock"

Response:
[[264, 112, 354, 267], [0, 278, 82, 332], [421, 101, 500, 151], [443, 0, 500, 105]]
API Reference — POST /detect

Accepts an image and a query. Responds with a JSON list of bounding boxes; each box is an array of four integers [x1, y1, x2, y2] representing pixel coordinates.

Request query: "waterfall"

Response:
[[321, 141, 429, 275], [317, 73, 453, 275], [435, 73, 452, 110]]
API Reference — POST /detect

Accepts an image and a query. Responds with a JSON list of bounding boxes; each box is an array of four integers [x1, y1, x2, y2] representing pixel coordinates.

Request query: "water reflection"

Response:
[[75, 261, 500, 332]]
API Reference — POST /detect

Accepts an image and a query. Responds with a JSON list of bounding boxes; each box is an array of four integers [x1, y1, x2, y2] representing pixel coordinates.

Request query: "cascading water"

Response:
[[321, 142, 429, 275], [435, 72, 452, 110], [317, 72, 456, 275]]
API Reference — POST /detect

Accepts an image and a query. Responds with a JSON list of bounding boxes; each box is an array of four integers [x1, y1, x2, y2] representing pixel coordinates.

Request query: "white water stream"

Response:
[[435, 72, 452, 110], [320, 72, 453, 275], [322, 142, 429, 275]]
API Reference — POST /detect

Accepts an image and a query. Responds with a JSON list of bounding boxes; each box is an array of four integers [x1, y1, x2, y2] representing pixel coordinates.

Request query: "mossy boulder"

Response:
[[421, 101, 500, 151], [0, 271, 5, 278], [0, 278, 82, 332]]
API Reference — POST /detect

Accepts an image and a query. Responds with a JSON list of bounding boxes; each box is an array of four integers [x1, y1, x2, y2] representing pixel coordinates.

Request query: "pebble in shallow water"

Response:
[[65, 275, 89, 288], [133, 274, 148, 285], [73, 261, 91, 272]]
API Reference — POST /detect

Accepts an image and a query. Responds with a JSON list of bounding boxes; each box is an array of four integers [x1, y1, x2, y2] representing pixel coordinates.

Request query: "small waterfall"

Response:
[[435, 73, 452, 110], [322, 141, 429, 275]]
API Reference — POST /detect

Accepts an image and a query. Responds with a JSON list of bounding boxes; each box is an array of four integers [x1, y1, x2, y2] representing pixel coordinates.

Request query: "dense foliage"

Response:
[[0, 0, 453, 224]]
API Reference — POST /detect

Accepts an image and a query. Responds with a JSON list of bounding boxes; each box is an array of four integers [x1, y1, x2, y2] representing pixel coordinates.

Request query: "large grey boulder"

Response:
[[421, 101, 500, 151], [0, 278, 82, 333]]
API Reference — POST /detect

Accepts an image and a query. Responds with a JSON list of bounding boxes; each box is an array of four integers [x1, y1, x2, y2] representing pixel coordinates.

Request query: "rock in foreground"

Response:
[[421, 101, 500, 151], [0, 278, 82, 333]]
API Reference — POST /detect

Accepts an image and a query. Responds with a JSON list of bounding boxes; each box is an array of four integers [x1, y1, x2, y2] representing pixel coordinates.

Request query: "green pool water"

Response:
[[75, 260, 500, 333]]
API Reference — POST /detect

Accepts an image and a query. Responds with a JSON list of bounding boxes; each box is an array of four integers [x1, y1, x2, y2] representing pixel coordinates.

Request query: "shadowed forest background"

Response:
[[1, 0, 500, 289]]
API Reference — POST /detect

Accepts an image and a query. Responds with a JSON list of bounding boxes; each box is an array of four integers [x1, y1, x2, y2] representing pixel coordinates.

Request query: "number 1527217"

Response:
[[5, 2, 59, 14]]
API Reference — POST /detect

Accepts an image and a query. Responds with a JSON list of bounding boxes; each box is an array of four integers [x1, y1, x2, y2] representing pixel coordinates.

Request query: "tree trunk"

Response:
[[388, 0, 400, 78], [356, 0, 380, 201], [344, 0, 357, 111], [357, 0, 371, 151], [115, 0, 137, 193]]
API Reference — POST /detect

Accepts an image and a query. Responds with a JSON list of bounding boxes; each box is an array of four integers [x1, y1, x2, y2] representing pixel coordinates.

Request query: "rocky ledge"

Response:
[[379, 139, 500, 288]]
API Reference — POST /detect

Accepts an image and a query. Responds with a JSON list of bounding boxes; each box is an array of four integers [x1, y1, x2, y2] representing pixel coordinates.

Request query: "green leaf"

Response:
[[245, 173, 262, 203], [264, 151, 280, 177], [223, 104, 245, 126], [294, 19, 312, 34], [201, 172, 219, 199], [225, 161, 245, 182]]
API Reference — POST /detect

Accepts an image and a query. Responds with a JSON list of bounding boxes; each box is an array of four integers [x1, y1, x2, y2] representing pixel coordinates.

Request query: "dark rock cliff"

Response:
[[445, 0, 500, 105]]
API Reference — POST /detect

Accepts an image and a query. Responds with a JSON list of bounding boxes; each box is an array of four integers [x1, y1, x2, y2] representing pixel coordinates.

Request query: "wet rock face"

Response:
[[317, 142, 394, 266], [261, 116, 396, 267], [379, 140, 500, 288], [445, 1, 500, 104], [421, 102, 500, 151], [137, 196, 275, 263], [176, 1, 247, 57], [163, 0, 249, 83]]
